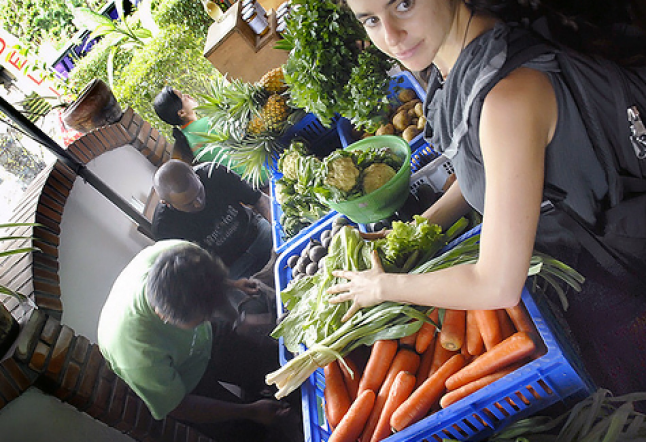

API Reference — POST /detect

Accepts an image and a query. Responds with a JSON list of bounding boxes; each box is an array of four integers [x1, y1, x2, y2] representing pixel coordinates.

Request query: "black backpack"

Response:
[[481, 27, 646, 273]]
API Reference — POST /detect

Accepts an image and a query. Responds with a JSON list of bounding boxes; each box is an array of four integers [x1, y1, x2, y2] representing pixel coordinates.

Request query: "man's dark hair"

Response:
[[146, 242, 228, 325]]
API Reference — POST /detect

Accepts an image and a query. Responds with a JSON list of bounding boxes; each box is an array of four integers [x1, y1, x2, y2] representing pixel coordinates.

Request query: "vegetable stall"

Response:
[[192, 0, 646, 440]]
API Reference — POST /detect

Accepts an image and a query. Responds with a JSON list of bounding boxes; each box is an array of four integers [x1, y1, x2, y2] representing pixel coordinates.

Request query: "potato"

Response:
[[398, 88, 417, 103], [414, 102, 424, 117], [417, 115, 427, 130], [392, 111, 410, 132], [375, 123, 395, 136], [402, 125, 422, 142], [397, 99, 421, 113]]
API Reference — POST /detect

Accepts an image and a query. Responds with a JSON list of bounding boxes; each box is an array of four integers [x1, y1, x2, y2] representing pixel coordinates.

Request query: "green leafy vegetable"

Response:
[[278, 0, 396, 131]]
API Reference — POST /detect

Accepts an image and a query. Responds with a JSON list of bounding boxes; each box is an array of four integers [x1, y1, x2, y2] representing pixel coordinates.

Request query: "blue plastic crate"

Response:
[[271, 113, 344, 254], [277, 113, 343, 154], [337, 71, 434, 155], [274, 220, 595, 442]]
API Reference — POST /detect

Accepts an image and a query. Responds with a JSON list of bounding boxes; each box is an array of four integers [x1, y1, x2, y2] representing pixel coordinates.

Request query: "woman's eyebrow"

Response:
[[354, 0, 397, 20]]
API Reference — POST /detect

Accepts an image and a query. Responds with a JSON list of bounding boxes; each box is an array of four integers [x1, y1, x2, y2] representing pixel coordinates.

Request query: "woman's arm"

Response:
[[420, 178, 472, 230], [329, 67, 557, 314]]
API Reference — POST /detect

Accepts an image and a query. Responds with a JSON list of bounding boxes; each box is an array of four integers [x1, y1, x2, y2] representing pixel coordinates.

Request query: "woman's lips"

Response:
[[394, 42, 421, 60]]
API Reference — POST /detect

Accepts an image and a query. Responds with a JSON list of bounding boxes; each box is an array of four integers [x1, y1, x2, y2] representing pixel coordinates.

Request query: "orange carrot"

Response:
[[415, 309, 439, 354], [329, 389, 376, 442], [440, 364, 520, 408], [496, 309, 516, 340], [439, 309, 466, 351], [339, 356, 361, 401], [358, 340, 398, 396], [390, 354, 467, 432], [370, 371, 416, 442], [361, 348, 420, 442], [472, 309, 502, 351], [465, 310, 484, 356], [506, 302, 538, 337], [325, 399, 335, 432], [324, 360, 352, 428], [415, 338, 436, 389], [445, 332, 537, 391], [399, 329, 419, 348], [429, 333, 459, 377]]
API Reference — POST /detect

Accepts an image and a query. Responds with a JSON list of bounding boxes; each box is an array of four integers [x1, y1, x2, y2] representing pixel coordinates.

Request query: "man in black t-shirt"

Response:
[[152, 161, 275, 309]]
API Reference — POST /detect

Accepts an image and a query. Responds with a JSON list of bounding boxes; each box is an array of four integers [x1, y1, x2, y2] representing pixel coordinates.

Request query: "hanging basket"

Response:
[[62, 79, 123, 133]]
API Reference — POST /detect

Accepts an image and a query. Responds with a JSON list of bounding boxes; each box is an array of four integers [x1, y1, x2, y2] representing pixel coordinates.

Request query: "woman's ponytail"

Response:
[[171, 127, 195, 163]]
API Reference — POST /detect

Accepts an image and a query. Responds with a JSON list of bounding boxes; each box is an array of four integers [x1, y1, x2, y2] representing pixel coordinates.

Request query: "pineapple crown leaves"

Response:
[[196, 75, 267, 133]]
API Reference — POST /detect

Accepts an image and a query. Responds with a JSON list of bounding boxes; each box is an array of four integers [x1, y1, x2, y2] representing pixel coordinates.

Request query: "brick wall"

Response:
[[0, 108, 217, 442]]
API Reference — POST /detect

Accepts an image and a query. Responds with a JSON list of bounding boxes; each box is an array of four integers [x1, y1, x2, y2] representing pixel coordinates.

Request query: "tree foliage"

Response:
[[0, 0, 105, 51], [67, 0, 219, 139], [111, 22, 220, 139]]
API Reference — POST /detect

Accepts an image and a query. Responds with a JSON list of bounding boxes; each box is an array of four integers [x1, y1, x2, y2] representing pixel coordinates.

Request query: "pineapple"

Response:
[[258, 66, 288, 93], [197, 73, 297, 189], [247, 93, 290, 135]]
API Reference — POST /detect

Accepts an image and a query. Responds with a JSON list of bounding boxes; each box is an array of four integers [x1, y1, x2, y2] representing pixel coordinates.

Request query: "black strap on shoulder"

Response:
[[477, 28, 557, 99], [542, 185, 642, 276]]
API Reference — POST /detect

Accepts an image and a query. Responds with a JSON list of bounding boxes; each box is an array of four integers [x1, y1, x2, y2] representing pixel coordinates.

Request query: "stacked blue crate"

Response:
[[274, 219, 595, 442]]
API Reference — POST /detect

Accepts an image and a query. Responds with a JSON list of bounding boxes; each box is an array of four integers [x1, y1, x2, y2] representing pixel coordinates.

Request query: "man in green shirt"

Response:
[[98, 240, 292, 441]]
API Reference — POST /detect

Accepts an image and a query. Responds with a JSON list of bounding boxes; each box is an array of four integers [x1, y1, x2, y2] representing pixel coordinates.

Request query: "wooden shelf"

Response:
[[203, 2, 289, 83]]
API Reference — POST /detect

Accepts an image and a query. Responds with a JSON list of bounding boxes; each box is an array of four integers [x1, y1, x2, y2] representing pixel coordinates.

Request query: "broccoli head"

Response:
[[362, 163, 397, 194], [322, 151, 360, 193]]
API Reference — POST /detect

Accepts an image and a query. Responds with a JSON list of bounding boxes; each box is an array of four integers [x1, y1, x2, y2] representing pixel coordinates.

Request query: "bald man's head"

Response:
[[154, 160, 206, 213]]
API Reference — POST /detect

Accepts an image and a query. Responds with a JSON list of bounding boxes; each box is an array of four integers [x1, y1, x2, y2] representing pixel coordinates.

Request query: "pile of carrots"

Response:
[[323, 301, 546, 442]]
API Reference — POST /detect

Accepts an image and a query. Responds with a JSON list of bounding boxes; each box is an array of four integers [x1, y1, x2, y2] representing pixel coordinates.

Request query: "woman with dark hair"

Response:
[[328, 0, 646, 399], [153, 87, 270, 186]]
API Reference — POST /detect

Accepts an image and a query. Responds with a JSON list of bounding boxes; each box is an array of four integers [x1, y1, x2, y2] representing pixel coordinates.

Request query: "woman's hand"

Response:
[[327, 250, 391, 321]]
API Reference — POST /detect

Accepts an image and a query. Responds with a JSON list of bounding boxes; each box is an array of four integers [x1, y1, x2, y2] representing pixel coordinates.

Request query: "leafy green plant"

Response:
[[276, 0, 396, 131], [0, 0, 104, 52], [151, 0, 212, 39], [66, 34, 134, 100], [111, 22, 221, 140], [72, 3, 153, 88]]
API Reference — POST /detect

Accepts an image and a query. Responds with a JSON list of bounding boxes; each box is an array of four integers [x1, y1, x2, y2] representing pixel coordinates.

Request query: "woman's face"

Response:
[[174, 89, 198, 119], [346, 0, 458, 72]]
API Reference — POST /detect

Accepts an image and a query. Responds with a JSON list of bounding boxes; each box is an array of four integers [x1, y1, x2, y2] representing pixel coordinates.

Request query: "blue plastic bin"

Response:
[[337, 71, 437, 159], [275, 219, 595, 442]]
